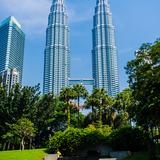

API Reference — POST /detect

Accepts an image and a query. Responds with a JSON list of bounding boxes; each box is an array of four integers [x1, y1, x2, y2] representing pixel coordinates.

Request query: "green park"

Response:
[[0, 41, 160, 159], [0, 0, 160, 159]]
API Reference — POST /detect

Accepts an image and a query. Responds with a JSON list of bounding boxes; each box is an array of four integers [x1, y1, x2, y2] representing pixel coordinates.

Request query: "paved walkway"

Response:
[[45, 154, 58, 160], [44, 155, 117, 160]]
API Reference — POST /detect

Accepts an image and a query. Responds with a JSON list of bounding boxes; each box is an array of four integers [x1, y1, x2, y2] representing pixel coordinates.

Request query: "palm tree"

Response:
[[73, 84, 88, 127], [85, 93, 98, 124], [85, 88, 112, 128], [59, 87, 76, 128]]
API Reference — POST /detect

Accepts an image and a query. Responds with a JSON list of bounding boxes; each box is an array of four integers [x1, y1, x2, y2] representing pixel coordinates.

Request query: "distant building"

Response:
[[43, 0, 70, 95], [0, 68, 19, 92], [92, 0, 119, 96], [0, 16, 25, 84]]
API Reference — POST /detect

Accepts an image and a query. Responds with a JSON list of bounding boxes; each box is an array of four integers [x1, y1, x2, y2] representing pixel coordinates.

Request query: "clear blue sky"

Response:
[[0, 0, 160, 92]]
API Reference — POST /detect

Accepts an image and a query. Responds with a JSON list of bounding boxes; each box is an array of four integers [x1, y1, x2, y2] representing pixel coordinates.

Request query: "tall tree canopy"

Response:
[[85, 88, 113, 127], [126, 41, 160, 131]]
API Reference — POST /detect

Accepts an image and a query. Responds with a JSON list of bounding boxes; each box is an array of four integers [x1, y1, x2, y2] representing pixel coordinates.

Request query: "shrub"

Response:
[[48, 125, 112, 156], [84, 125, 112, 146], [48, 128, 86, 156], [109, 127, 149, 152]]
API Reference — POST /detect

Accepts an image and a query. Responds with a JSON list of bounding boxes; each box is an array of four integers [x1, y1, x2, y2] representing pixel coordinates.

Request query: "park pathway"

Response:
[[44, 155, 117, 160], [45, 154, 58, 160]]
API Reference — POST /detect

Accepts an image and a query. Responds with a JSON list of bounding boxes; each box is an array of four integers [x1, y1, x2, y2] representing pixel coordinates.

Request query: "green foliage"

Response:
[[34, 94, 67, 147], [114, 88, 135, 123], [85, 88, 113, 127], [60, 87, 76, 128], [84, 125, 112, 146], [109, 127, 149, 152], [48, 125, 112, 156], [48, 128, 84, 156], [11, 118, 36, 150], [11, 118, 36, 139], [125, 41, 160, 130], [0, 84, 40, 140], [73, 84, 88, 127], [0, 84, 86, 150]]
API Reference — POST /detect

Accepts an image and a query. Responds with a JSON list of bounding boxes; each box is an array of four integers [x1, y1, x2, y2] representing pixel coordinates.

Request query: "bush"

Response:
[[84, 125, 112, 146], [109, 127, 149, 152], [48, 125, 112, 156], [48, 128, 86, 156]]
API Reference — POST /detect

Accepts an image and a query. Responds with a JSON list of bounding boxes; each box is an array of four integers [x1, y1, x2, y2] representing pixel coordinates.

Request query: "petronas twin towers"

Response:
[[43, 0, 119, 96]]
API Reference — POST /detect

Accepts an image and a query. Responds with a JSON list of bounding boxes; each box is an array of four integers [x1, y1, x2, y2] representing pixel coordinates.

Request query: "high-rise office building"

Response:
[[43, 0, 70, 95], [0, 16, 25, 84], [0, 68, 19, 93], [92, 0, 119, 96]]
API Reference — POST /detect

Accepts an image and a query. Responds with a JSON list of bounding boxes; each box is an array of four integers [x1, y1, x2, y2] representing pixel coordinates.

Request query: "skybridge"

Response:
[[68, 78, 95, 86]]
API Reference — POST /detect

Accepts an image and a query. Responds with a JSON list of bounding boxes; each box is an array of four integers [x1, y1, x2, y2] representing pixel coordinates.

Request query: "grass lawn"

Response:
[[0, 149, 46, 160], [124, 152, 149, 160]]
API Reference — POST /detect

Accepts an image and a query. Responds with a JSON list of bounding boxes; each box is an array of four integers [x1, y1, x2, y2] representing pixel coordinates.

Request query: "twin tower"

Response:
[[43, 0, 119, 96]]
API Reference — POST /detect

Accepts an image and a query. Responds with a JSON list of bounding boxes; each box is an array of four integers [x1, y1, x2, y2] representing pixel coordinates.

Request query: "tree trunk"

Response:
[[147, 126, 156, 160], [99, 106, 102, 128], [91, 106, 94, 124], [21, 138, 25, 150], [151, 127, 154, 140], [3, 142, 6, 151], [77, 97, 80, 128], [67, 102, 71, 128], [12, 144, 15, 150], [29, 138, 32, 149], [7, 142, 10, 150]]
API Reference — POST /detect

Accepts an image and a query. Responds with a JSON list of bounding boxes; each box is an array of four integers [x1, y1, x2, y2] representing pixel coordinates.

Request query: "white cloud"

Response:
[[0, 0, 50, 36], [0, 0, 92, 37]]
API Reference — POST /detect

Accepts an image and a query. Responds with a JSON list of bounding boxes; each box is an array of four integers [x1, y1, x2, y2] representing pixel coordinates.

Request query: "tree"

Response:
[[73, 84, 88, 127], [114, 88, 135, 126], [0, 84, 40, 149], [0, 86, 8, 140], [2, 132, 15, 150], [60, 87, 76, 128], [34, 94, 66, 147], [126, 41, 160, 159], [85, 88, 112, 127], [11, 118, 36, 150], [126, 41, 160, 132]]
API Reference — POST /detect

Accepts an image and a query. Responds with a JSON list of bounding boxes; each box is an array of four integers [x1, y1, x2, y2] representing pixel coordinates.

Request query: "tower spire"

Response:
[[96, 0, 110, 5], [96, 0, 105, 4], [53, 0, 64, 3]]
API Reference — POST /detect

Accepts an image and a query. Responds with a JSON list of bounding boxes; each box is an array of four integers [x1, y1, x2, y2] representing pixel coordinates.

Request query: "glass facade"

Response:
[[92, 0, 119, 96], [0, 68, 20, 93], [43, 0, 70, 95], [0, 16, 25, 84]]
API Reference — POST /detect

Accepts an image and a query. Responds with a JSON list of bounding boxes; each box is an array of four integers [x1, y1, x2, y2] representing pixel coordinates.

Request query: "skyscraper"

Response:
[[92, 0, 119, 96], [0, 16, 25, 84], [43, 0, 70, 95], [0, 68, 19, 93]]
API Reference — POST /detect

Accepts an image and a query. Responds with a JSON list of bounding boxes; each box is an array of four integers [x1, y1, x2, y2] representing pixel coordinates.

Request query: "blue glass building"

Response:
[[43, 0, 70, 95], [92, 0, 119, 96], [0, 16, 25, 84]]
